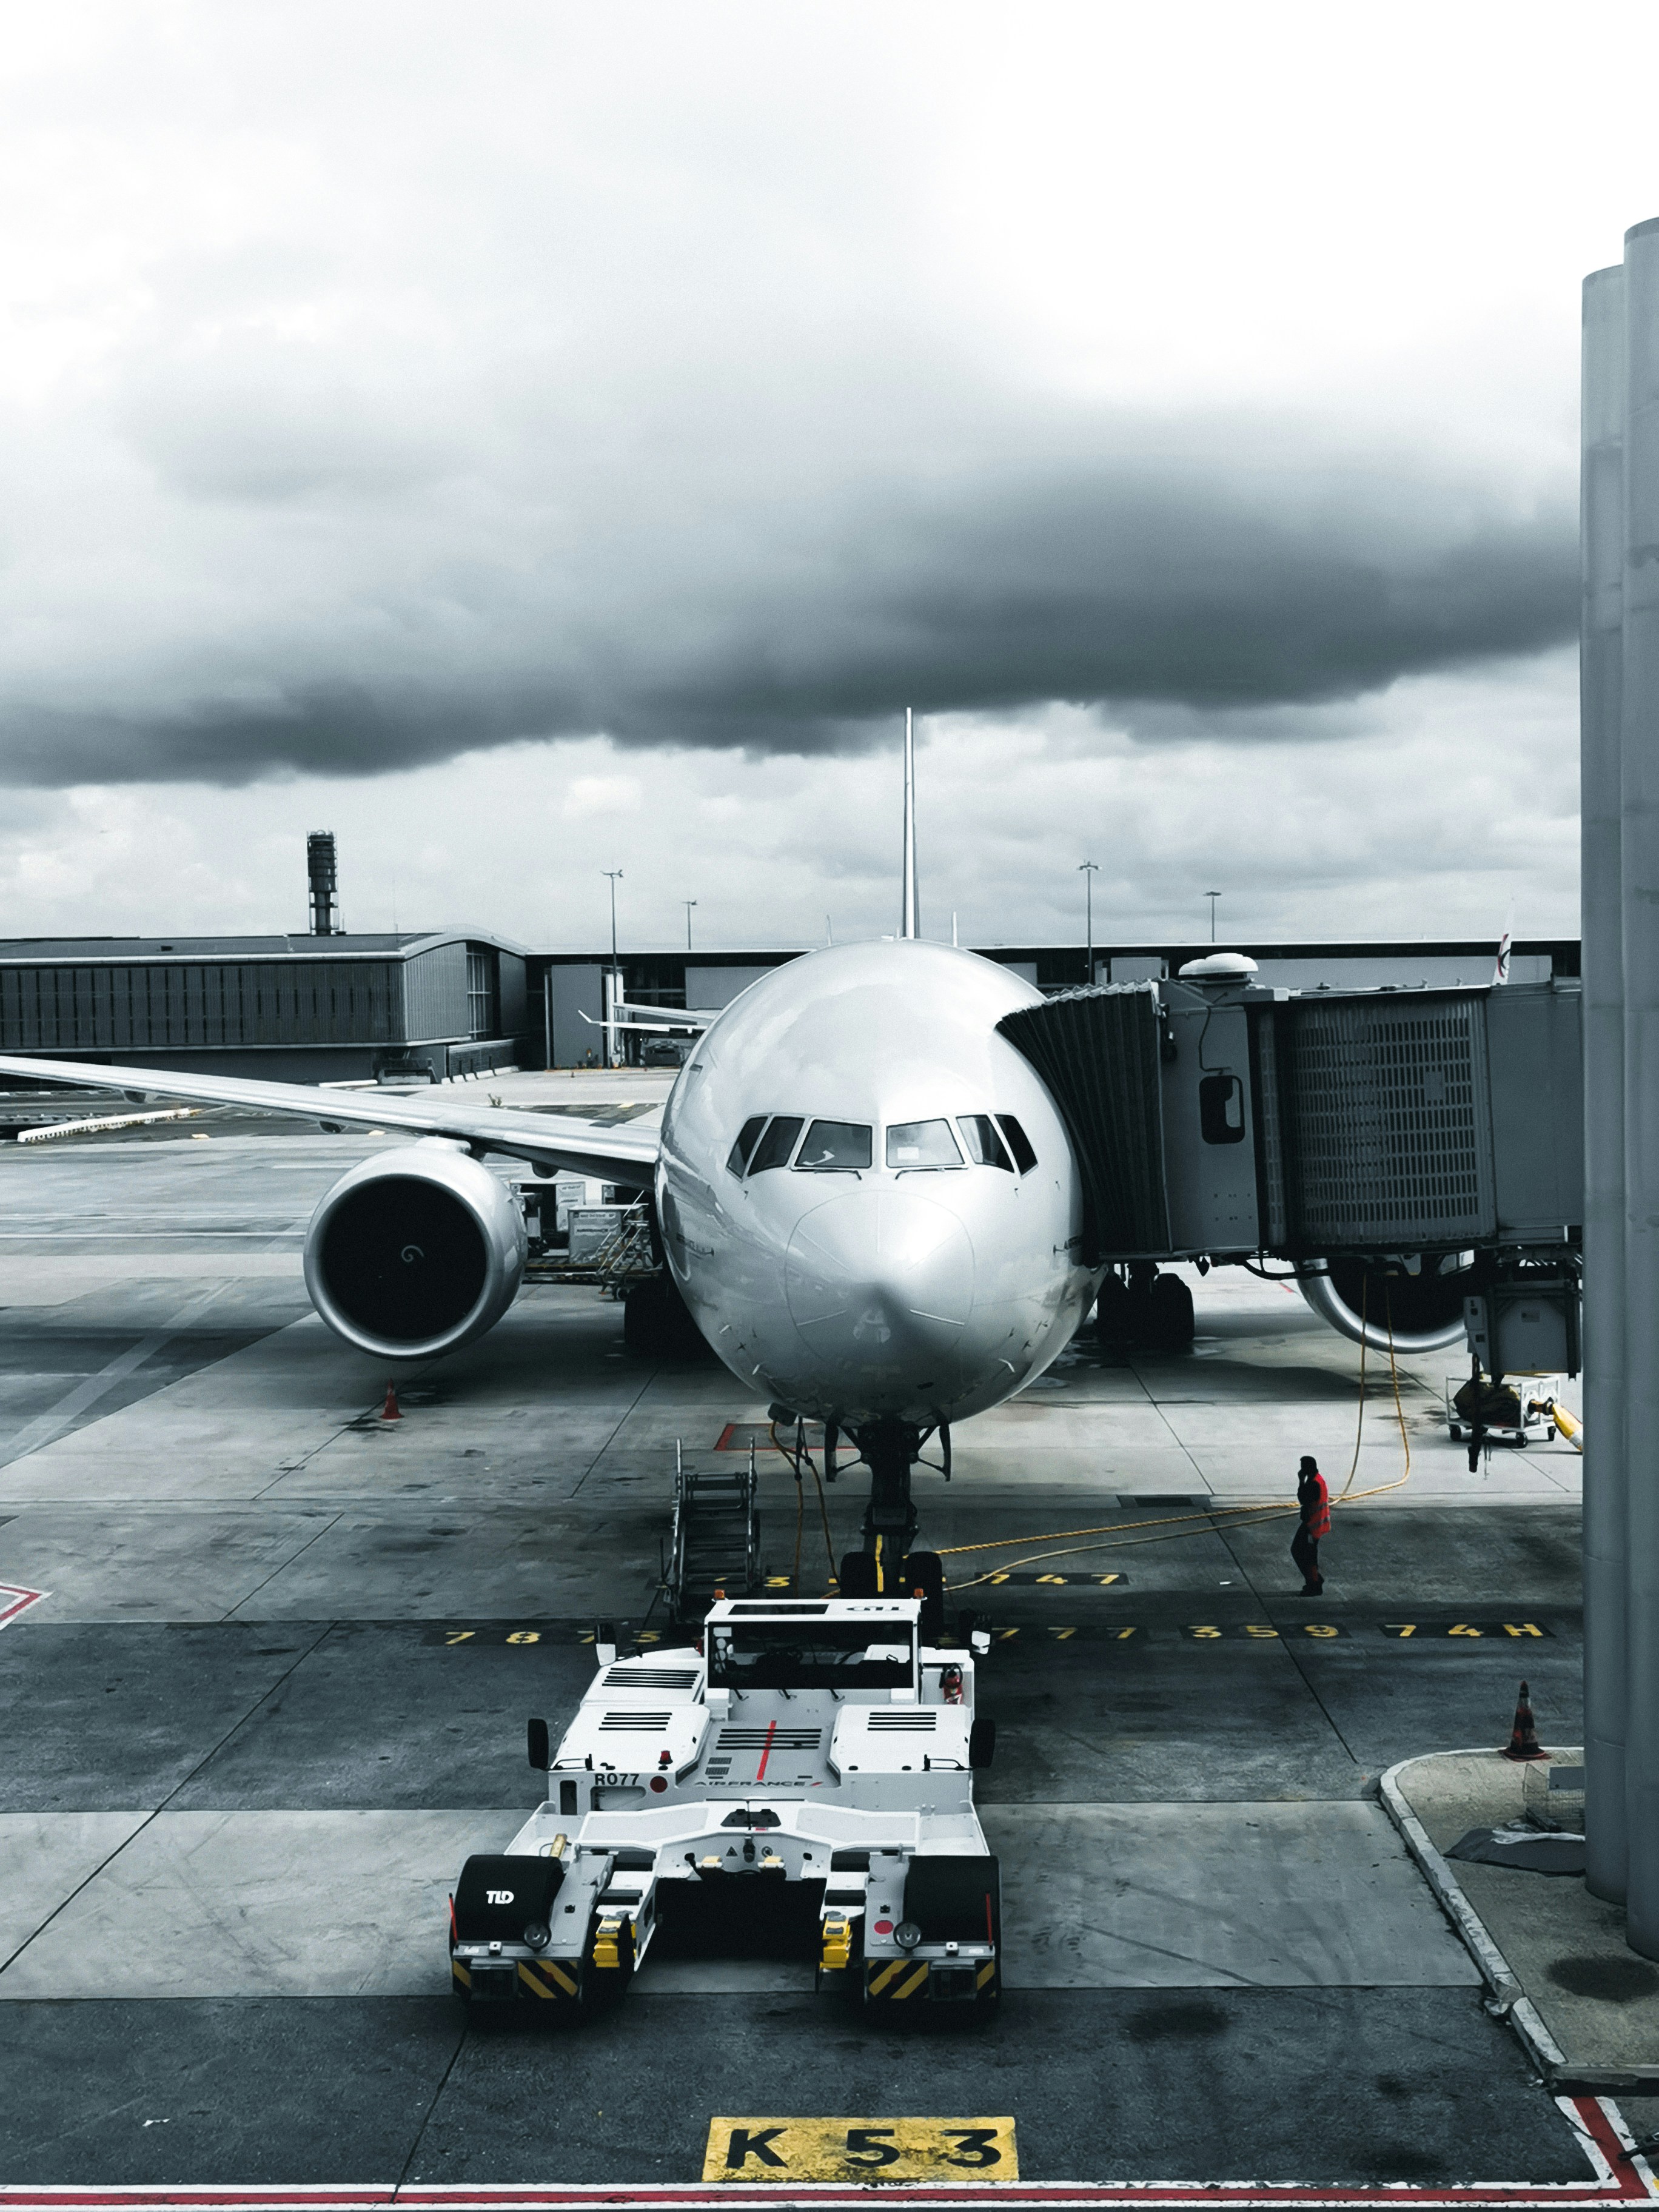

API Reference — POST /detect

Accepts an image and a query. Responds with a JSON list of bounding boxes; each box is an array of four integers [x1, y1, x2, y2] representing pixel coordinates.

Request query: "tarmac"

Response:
[[1387, 1746, 1659, 2100], [0, 1070, 1631, 2198]]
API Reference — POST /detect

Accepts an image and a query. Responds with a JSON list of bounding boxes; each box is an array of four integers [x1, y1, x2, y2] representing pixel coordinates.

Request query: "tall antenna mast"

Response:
[[900, 708, 919, 940]]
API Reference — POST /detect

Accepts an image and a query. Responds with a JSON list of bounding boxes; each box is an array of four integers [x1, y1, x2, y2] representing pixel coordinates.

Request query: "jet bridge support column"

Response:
[[1619, 218, 1659, 1957], [1583, 256, 1629, 1904]]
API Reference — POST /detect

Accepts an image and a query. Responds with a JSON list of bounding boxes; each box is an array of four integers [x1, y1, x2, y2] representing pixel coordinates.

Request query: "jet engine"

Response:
[[303, 1139, 526, 1361], [1298, 1258, 1470, 1356]]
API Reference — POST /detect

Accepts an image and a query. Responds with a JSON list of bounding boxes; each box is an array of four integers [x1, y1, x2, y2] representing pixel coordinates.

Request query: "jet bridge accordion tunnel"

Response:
[[997, 975, 1583, 1370]]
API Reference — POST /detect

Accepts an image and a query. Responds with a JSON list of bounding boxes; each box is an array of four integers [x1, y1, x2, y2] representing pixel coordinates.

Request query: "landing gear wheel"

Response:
[[1093, 1273, 1133, 1341], [897, 1550, 945, 1644], [1144, 1272, 1195, 1351], [839, 1550, 878, 1598], [623, 1273, 711, 1360]]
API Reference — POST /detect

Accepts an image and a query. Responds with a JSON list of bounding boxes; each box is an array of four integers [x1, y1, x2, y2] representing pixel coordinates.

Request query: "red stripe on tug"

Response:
[[756, 1717, 777, 1780]]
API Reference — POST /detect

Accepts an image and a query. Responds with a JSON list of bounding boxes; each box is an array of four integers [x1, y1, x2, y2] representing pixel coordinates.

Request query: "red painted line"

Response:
[[3, 2102, 1646, 2212], [1573, 2095, 1647, 2195], [11, 2184, 1642, 2209], [755, 1718, 777, 1781], [0, 1583, 47, 1631]]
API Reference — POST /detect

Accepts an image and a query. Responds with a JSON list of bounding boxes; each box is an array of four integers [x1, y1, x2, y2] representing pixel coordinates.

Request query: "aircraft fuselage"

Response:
[[657, 939, 1099, 1430]]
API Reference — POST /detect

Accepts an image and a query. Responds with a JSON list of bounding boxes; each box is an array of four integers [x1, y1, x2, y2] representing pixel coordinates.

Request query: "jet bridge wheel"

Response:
[[668, 1456, 761, 1621], [1098, 1267, 1194, 1351]]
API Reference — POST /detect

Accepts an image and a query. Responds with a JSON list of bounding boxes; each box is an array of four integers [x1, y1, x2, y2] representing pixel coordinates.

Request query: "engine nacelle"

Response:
[[303, 1139, 526, 1361], [1298, 1258, 1470, 1356]]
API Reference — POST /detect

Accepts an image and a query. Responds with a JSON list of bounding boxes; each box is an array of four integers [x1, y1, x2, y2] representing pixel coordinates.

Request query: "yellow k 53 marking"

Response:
[[703, 2118, 1017, 2182]]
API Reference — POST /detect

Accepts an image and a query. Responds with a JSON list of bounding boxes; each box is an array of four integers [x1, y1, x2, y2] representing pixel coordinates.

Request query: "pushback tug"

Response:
[[449, 1594, 1000, 2014]]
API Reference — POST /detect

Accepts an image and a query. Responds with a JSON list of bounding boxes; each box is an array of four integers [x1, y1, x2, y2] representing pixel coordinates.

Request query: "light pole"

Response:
[[1205, 890, 1221, 943], [602, 870, 623, 1067], [1079, 861, 1099, 983], [683, 900, 697, 951]]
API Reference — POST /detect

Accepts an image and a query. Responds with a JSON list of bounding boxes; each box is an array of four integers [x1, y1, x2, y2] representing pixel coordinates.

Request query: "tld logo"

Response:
[[486, 1889, 515, 1905]]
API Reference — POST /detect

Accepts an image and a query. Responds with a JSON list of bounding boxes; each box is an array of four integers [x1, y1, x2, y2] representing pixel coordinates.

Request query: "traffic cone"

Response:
[[382, 1384, 401, 1421], [1503, 1680, 1546, 1761]]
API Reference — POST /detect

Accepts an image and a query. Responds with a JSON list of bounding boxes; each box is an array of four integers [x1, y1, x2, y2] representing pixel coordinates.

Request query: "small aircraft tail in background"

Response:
[[1493, 900, 1515, 985]]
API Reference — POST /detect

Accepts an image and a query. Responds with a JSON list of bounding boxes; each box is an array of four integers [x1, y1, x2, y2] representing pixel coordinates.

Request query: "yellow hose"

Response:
[[1550, 1401, 1584, 1453]]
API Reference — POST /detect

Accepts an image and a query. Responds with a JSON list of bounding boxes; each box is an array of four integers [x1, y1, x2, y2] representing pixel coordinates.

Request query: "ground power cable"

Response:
[[748, 1294, 1421, 1600], [937, 1284, 1418, 1592], [770, 1421, 840, 1592]]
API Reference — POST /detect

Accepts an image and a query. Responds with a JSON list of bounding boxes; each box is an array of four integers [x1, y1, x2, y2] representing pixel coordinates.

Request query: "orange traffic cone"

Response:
[[1503, 1680, 1546, 1761], [382, 1384, 401, 1422]]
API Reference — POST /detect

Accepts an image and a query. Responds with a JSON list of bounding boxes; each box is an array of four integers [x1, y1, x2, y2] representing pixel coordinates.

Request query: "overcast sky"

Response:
[[0, 1, 1647, 950]]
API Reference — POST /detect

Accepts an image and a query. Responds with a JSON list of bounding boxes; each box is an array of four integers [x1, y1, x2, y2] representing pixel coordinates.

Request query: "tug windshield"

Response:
[[708, 1621, 916, 1690]]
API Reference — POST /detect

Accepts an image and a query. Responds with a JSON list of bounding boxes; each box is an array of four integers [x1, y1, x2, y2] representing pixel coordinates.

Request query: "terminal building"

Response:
[[539, 937, 1580, 1067], [0, 929, 535, 1085]]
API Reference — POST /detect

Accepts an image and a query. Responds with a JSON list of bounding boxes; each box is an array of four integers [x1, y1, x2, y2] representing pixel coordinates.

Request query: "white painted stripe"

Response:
[[0, 1281, 232, 1469], [0, 1584, 47, 1629]]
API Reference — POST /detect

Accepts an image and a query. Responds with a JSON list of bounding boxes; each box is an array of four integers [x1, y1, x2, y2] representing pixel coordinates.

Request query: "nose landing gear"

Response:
[[837, 1418, 947, 1641]]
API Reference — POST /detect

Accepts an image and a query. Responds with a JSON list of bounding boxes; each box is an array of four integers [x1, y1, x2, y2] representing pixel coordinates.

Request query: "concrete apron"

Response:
[[0, 1798, 1476, 2000], [1384, 1746, 1659, 2091]]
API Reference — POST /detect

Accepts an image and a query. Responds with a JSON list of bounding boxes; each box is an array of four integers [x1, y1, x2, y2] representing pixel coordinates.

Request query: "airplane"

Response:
[[0, 719, 1462, 1580]]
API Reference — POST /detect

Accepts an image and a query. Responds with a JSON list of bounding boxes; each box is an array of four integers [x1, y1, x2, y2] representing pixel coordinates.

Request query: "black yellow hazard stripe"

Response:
[[518, 1957, 580, 1999], [865, 1957, 998, 2000], [866, 1959, 930, 1999], [452, 1954, 581, 1999]]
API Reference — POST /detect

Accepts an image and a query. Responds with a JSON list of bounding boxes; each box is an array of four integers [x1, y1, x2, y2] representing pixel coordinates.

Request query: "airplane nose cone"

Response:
[[785, 1188, 974, 1367]]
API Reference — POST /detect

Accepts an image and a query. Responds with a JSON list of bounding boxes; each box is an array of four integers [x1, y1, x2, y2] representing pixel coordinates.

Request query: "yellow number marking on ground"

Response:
[[703, 2118, 1017, 2182]]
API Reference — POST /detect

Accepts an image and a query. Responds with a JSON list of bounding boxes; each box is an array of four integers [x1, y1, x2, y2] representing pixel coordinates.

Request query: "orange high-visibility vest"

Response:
[[1301, 1473, 1330, 1538]]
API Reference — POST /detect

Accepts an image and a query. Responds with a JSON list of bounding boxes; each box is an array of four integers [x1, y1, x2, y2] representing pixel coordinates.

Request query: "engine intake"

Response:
[[304, 1139, 526, 1359]]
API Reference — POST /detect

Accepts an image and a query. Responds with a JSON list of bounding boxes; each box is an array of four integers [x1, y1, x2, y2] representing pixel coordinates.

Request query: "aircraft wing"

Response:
[[0, 1053, 660, 1188]]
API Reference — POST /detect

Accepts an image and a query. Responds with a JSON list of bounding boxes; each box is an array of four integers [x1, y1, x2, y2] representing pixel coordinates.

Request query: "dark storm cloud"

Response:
[[0, 403, 1574, 788]]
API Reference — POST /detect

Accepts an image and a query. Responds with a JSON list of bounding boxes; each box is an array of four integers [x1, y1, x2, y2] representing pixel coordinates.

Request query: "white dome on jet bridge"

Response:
[[1176, 952, 1259, 982]]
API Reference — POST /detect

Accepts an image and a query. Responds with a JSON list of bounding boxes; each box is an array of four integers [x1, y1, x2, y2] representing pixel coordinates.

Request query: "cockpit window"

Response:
[[886, 1118, 964, 1169], [747, 1116, 805, 1173], [957, 1114, 1013, 1170], [996, 1113, 1038, 1173], [796, 1119, 872, 1170], [726, 1115, 769, 1177]]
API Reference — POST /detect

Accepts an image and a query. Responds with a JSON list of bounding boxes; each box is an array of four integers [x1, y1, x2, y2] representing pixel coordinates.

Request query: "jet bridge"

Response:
[[997, 968, 1583, 1367]]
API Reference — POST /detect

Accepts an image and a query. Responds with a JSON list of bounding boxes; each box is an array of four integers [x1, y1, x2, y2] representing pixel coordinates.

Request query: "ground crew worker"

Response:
[[1292, 1454, 1329, 1594]]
